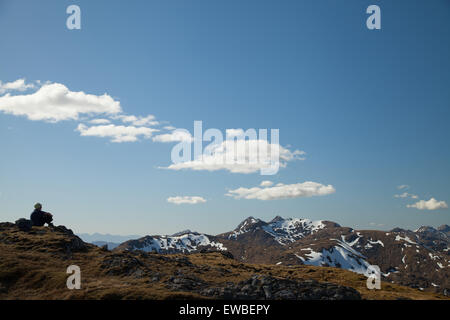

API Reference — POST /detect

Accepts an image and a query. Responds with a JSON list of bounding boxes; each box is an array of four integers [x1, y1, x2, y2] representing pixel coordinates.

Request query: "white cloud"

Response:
[[152, 129, 193, 143], [407, 198, 448, 211], [369, 222, 385, 227], [163, 125, 176, 130], [0, 78, 35, 94], [260, 180, 273, 187], [167, 196, 207, 205], [226, 181, 335, 200], [165, 139, 305, 174], [114, 114, 159, 126], [397, 185, 410, 190], [0, 79, 172, 144], [0, 83, 122, 122], [76, 123, 158, 143], [89, 118, 111, 125], [394, 192, 418, 199], [226, 128, 245, 137]]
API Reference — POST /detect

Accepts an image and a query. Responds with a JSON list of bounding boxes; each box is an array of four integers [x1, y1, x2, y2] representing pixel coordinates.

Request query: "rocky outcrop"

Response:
[[15, 219, 33, 232], [199, 275, 361, 300]]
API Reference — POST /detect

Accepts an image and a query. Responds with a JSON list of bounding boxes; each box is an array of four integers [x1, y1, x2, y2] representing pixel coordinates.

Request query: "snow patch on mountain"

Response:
[[262, 218, 327, 245], [135, 233, 227, 253], [341, 234, 361, 247], [296, 237, 370, 274], [428, 253, 439, 260], [300, 245, 370, 274], [395, 235, 417, 245], [367, 239, 384, 247]]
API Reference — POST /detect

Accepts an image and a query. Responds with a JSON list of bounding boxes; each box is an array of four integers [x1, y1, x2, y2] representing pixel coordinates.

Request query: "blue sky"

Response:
[[0, 0, 449, 236]]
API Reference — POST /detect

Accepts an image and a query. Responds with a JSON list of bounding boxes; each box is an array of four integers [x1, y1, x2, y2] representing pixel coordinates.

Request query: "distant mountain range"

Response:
[[91, 241, 120, 250], [116, 216, 450, 294], [77, 232, 141, 244]]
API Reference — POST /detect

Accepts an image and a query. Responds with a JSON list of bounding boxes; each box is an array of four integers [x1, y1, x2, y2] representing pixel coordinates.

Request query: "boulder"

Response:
[[15, 218, 33, 232]]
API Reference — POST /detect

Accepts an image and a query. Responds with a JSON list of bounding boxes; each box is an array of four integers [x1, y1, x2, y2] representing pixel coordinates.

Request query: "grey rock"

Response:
[[15, 219, 33, 232]]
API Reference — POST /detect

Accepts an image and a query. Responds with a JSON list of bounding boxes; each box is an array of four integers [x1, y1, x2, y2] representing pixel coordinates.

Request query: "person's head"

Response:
[[34, 203, 42, 210]]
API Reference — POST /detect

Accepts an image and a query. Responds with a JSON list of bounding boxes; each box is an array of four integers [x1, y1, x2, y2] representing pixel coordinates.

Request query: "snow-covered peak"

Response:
[[171, 229, 195, 237], [269, 215, 285, 223], [235, 216, 261, 230], [414, 226, 437, 233], [228, 216, 336, 244], [272, 217, 327, 233], [228, 217, 264, 239], [125, 233, 227, 253], [262, 218, 328, 245]]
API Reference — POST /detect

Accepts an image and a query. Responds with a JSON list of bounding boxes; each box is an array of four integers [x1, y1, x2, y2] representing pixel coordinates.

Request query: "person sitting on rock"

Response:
[[30, 203, 54, 227]]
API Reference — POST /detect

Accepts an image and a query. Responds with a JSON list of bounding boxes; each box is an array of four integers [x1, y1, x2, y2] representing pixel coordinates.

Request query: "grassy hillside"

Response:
[[0, 222, 447, 300]]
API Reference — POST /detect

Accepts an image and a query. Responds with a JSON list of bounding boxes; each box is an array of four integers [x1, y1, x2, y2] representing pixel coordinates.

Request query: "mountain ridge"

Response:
[[116, 216, 449, 295], [1, 221, 447, 300]]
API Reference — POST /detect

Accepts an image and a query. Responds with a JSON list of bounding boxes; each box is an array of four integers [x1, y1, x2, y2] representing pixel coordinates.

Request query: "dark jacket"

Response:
[[30, 209, 52, 226]]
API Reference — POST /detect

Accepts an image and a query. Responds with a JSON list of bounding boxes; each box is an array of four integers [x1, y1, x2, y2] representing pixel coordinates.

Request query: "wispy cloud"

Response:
[[76, 123, 158, 143], [394, 192, 418, 199], [0, 78, 35, 94], [152, 129, 193, 143], [113, 114, 159, 126], [226, 181, 335, 200], [89, 118, 111, 125], [369, 222, 385, 227], [167, 196, 207, 205], [260, 180, 273, 187], [397, 185, 410, 190]]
